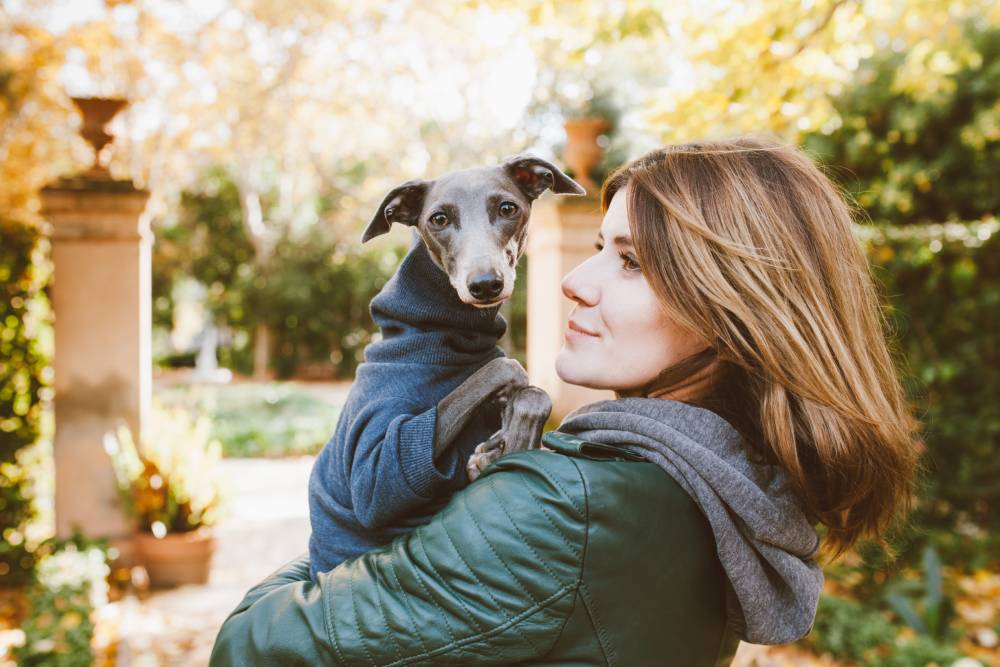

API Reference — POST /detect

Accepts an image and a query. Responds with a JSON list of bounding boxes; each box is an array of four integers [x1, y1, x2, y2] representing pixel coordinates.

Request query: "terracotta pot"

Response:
[[562, 116, 611, 194], [134, 526, 215, 588]]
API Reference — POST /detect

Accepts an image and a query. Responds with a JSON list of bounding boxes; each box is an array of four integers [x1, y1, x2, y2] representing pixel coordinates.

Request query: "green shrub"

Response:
[[13, 539, 109, 667], [811, 594, 898, 664], [247, 226, 404, 379], [0, 218, 47, 586], [859, 220, 999, 567], [805, 24, 1000, 225], [866, 636, 965, 667]]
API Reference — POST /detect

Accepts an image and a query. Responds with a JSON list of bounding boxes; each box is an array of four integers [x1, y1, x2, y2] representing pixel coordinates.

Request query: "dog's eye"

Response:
[[499, 201, 519, 218], [430, 212, 449, 226]]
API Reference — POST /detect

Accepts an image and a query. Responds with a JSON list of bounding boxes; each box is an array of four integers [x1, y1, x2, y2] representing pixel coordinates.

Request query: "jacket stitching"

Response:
[[536, 457, 589, 660], [415, 535, 481, 639], [458, 493, 541, 606], [397, 538, 460, 646], [484, 480, 564, 584], [348, 566, 379, 667], [526, 456, 586, 517], [380, 586, 577, 667], [437, 516, 535, 658], [568, 458, 618, 666], [322, 572, 349, 665], [510, 473, 583, 561], [371, 562, 407, 664], [384, 557, 432, 656], [465, 485, 562, 603]]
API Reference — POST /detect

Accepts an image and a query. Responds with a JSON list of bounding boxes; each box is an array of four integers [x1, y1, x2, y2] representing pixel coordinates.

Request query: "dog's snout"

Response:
[[468, 272, 504, 301]]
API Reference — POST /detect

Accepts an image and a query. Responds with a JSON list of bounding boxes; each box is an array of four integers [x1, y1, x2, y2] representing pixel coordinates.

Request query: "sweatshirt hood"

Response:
[[556, 397, 824, 645]]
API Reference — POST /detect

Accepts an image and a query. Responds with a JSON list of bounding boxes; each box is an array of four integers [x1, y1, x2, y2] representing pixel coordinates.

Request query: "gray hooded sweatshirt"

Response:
[[555, 397, 824, 646]]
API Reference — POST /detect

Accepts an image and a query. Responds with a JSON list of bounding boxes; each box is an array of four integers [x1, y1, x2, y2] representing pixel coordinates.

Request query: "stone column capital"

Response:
[[41, 178, 151, 243]]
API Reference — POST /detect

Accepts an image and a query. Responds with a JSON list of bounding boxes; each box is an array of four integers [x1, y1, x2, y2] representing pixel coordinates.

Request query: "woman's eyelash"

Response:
[[594, 242, 640, 271], [620, 253, 640, 271]]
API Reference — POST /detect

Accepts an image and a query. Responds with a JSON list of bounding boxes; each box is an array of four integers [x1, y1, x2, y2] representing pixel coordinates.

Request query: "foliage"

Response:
[[810, 594, 898, 664], [152, 166, 407, 379], [153, 382, 344, 458], [104, 404, 224, 535], [857, 220, 999, 567], [152, 167, 256, 331], [247, 226, 405, 379], [809, 593, 968, 667], [0, 26, 87, 222], [0, 218, 48, 586], [805, 24, 1000, 224], [865, 636, 964, 667], [882, 545, 956, 641], [12, 540, 109, 667]]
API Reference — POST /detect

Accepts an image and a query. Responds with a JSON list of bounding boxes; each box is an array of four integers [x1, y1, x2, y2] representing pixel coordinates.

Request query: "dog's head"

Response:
[[361, 154, 585, 308]]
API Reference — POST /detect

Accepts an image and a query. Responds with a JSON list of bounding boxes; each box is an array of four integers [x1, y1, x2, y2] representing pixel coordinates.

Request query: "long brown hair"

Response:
[[601, 136, 923, 561]]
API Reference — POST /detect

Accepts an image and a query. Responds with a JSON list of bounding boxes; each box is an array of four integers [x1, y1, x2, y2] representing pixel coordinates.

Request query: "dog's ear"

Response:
[[361, 179, 431, 244], [502, 154, 586, 201]]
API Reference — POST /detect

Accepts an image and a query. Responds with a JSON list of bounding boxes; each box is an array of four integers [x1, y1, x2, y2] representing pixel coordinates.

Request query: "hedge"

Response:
[[858, 218, 999, 565], [0, 219, 47, 586]]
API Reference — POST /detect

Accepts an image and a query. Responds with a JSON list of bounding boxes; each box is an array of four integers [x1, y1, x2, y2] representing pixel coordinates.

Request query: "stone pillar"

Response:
[[527, 194, 615, 421], [41, 177, 151, 550]]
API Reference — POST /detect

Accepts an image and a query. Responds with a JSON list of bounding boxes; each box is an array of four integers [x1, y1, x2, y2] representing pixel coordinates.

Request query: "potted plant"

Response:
[[103, 405, 224, 587], [560, 88, 623, 195]]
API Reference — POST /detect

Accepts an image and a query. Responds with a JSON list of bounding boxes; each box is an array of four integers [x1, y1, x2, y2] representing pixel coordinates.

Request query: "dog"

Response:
[[306, 154, 585, 578], [362, 153, 586, 476]]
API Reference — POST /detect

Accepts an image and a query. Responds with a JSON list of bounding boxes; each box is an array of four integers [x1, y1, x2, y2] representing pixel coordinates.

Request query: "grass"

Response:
[[153, 381, 347, 458]]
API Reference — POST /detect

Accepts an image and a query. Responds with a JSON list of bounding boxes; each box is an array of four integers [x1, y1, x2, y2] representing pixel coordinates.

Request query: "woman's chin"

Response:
[[555, 349, 596, 388]]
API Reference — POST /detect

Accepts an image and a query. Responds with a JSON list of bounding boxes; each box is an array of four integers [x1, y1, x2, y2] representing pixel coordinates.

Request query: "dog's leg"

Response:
[[466, 385, 551, 481], [433, 357, 530, 461]]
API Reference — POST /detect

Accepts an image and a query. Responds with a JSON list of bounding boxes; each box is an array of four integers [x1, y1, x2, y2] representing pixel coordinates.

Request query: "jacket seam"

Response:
[[527, 456, 591, 662], [383, 557, 432, 656], [322, 571, 349, 665], [435, 515, 538, 657], [567, 458, 618, 666], [379, 585, 578, 667]]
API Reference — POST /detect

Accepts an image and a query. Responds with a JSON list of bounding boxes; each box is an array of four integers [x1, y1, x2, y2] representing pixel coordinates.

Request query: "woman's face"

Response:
[[555, 185, 706, 394]]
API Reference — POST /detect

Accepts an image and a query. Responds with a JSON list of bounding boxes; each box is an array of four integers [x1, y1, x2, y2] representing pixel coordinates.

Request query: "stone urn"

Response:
[[562, 117, 611, 195], [71, 96, 127, 178], [134, 526, 216, 588]]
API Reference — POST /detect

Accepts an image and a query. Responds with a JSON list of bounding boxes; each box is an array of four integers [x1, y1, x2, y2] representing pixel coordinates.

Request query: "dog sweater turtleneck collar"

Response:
[[365, 234, 508, 366]]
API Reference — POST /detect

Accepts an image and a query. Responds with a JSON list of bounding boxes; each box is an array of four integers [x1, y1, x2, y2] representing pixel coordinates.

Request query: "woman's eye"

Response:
[[620, 253, 641, 271], [499, 201, 518, 217], [430, 212, 449, 226]]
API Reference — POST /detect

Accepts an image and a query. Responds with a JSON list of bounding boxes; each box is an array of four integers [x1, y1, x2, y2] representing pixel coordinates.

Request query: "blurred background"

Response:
[[1, 0, 998, 665]]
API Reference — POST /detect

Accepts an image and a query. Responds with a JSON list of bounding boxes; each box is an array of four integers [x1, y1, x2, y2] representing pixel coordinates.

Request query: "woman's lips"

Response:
[[566, 319, 599, 339]]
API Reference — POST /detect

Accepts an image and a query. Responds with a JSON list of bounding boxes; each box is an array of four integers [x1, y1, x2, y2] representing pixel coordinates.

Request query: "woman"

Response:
[[210, 137, 922, 666]]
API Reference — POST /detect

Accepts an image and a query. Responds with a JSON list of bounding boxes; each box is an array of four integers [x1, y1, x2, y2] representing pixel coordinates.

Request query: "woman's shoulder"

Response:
[[479, 442, 733, 665], [484, 437, 707, 522], [479, 444, 720, 567]]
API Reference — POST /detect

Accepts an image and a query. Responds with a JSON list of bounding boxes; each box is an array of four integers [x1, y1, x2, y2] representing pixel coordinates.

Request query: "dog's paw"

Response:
[[466, 449, 504, 482], [466, 432, 504, 482]]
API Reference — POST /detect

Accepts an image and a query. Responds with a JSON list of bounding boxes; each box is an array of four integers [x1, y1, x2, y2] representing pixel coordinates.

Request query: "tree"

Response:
[[804, 24, 1000, 224]]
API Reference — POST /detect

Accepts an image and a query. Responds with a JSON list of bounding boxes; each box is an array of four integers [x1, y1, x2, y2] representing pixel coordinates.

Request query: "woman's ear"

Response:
[[361, 179, 431, 243], [502, 155, 586, 200]]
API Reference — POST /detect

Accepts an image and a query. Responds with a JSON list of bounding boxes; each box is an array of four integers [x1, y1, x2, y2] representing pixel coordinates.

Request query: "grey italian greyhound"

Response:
[[361, 154, 586, 479]]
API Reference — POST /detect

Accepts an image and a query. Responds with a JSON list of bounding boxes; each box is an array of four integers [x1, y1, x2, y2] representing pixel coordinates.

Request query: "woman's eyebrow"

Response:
[[596, 231, 634, 247]]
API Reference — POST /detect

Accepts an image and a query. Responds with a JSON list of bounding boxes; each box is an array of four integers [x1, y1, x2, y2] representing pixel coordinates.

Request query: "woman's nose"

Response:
[[561, 260, 599, 306]]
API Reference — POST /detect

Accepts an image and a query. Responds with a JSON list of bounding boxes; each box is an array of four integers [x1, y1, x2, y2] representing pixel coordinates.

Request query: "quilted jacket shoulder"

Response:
[[210, 447, 738, 666]]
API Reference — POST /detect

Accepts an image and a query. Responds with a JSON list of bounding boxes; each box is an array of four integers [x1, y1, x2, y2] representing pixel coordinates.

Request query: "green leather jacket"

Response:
[[210, 433, 741, 666]]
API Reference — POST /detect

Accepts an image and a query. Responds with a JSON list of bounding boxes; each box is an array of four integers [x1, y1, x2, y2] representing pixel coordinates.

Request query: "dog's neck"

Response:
[[367, 239, 508, 348]]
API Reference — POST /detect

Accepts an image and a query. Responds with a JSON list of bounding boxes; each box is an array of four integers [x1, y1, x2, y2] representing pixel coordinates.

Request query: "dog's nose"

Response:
[[468, 272, 504, 301]]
